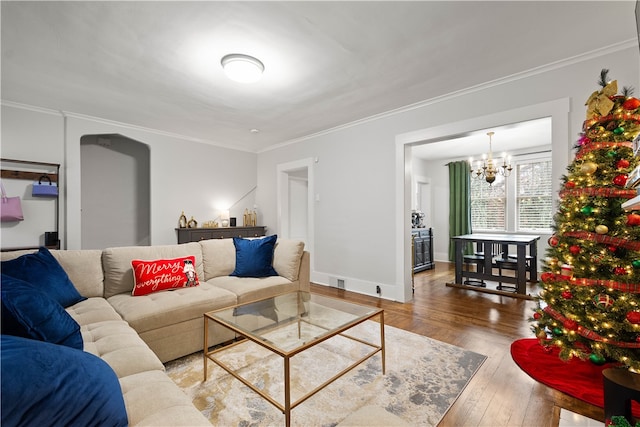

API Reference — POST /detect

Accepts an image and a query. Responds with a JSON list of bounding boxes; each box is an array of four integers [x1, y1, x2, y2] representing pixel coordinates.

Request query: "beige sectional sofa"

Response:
[[1, 237, 310, 426]]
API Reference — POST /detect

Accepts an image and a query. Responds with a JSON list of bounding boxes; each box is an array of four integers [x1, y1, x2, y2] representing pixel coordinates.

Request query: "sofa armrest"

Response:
[[298, 251, 310, 292]]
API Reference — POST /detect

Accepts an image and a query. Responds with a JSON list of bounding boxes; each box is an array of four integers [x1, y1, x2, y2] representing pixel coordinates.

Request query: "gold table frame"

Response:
[[203, 291, 385, 427]]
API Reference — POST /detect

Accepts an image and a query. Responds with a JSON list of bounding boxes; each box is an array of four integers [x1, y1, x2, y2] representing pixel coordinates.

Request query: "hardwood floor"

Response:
[[311, 261, 604, 427]]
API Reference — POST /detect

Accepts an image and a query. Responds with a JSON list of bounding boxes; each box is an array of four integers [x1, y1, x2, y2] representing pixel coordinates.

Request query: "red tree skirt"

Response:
[[511, 338, 640, 417]]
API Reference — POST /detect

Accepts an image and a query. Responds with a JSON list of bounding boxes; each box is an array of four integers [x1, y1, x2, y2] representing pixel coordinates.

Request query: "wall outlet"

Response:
[[376, 285, 381, 295]]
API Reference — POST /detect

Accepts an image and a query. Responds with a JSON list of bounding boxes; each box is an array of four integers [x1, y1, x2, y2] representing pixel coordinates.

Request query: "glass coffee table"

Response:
[[203, 291, 385, 427]]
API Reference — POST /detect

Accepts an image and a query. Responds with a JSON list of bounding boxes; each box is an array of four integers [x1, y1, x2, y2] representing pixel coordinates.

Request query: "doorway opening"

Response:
[[395, 98, 570, 303], [80, 134, 150, 249], [277, 158, 315, 274]]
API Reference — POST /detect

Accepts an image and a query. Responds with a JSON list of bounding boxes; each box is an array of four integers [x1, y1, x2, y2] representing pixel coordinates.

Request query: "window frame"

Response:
[[471, 151, 553, 233]]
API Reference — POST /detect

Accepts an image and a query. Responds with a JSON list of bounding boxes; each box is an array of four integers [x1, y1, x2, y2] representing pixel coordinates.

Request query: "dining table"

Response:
[[450, 233, 540, 296]]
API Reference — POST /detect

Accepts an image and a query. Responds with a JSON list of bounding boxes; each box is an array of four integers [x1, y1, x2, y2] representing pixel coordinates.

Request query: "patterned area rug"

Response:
[[165, 321, 486, 426]]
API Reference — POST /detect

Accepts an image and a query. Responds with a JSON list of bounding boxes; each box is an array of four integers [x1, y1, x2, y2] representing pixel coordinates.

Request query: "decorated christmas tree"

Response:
[[533, 69, 640, 370]]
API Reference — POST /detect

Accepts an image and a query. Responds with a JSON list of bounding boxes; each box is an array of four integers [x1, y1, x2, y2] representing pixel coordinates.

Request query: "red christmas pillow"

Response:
[[131, 256, 199, 296]]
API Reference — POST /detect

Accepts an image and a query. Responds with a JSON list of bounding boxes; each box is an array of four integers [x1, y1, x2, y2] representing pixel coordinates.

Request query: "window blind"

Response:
[[517, 160, 553, 231], [470, 174, 506, 231]]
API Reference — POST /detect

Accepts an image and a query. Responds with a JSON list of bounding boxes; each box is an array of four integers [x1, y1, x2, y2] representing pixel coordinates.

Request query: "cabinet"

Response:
[[412, 228, 434, 273], [176, 226, 266, 244]]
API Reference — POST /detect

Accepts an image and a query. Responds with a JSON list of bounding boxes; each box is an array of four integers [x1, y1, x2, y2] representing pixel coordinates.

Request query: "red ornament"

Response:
[[623, 97, 640, 111], [540, 272, 554, 282], [565, 181, 576, 189], [561, 290, 573, 299], [595, 294, 614, 309], [613, 174, 628, 187], [564, 320, 578, 331], [533, 312, 542, 320], [627, 213, 640, 226], [548, 236, 559, 247], [614, 267, 627, 275], [569, 245, 581, 255], [626, 311, 640, 324], [617, 159, 631, 169], [608, 245, 618, 252]]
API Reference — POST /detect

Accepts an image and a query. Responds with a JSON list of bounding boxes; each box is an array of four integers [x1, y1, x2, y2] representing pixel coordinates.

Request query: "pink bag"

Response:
[[1, 182, 24, 222]]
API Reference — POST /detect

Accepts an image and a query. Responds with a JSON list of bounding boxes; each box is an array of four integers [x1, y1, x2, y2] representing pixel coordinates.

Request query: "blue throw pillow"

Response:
[[1, 274, 83, 350], [231, 235, 279, 278], [1, 246, 86, 307], [1, 335, 128, 427]]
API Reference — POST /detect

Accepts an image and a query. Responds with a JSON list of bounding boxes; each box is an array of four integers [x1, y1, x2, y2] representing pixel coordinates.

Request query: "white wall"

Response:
[[1, 103, 258, 249], [1, 106, 65, 248], [257, 45, 640, 302]]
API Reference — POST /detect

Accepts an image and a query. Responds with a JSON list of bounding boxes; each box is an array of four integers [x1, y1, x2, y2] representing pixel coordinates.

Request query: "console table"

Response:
[[176, 226, 266, 243], [449, 233, 539, 297]]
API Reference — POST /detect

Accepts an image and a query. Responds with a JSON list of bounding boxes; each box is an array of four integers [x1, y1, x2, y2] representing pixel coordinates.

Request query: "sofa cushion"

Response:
[[131, 256, 200, 296], [0, 249, 104, 298], [103, 243, 203, 298], [273, 239, 305, 281], [1, 274, 83, 349], [108, 282, 237, 334], [119, 370, 211, 426], [65, 297, 125, 325], [1, 335, 128, 427], [231, 235, 278, 278], [1, 246, 86, 307], [200, 238, 236, 280], [79, 319, 165, 378], [50, 249, 104, 298], [208, 275, 298, 304]]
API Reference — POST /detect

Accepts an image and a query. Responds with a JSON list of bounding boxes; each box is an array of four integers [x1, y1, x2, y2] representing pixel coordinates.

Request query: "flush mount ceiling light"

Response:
[[221, 54, 264, 83]]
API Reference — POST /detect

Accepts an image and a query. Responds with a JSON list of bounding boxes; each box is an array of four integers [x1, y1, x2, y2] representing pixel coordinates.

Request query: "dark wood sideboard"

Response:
[[176, 226, 266, 244], [412, 228, 434, 273]]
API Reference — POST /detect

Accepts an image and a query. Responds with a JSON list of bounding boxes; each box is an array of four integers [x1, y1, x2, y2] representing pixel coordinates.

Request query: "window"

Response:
[[470, 154, 553, 232], [517, 159, 553, 231], [470, 174, 506, 231]]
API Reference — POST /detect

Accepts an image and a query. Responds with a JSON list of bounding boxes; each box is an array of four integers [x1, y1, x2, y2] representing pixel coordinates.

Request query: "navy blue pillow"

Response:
[[1, 274, 83, 350], [1, 335, 128, 427], [1, 246, 86, 307], [231, 235, 279, 278]]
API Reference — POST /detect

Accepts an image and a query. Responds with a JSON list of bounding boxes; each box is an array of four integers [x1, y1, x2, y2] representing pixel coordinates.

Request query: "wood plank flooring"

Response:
[[310, 261, 604, 427]]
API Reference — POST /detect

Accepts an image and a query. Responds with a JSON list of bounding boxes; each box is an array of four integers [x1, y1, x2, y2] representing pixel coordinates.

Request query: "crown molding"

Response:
[[260, 38, 638, 154]]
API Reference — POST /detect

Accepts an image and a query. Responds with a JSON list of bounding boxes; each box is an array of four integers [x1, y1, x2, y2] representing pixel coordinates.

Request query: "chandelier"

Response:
[[469, 131, 513, 185]]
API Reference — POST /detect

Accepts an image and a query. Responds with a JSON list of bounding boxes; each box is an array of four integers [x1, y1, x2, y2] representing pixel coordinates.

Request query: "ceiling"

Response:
[[1, 1, 638, 154]]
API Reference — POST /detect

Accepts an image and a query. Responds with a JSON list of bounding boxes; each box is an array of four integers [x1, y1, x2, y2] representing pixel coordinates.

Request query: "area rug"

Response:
[[165, 321, 486, 426], [511, 338, 640, 417]]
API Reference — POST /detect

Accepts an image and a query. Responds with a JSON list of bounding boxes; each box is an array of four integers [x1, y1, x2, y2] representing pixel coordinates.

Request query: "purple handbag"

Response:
[[1, 182, 24, 222], [32, 174, 58, 197]]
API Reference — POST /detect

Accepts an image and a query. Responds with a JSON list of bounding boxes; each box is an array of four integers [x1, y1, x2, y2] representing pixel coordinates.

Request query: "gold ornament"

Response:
[[536, 330, 548, 340], [595, 225, 609, 235], [580, 162, 598, 175], [585, 80, 617, 118]]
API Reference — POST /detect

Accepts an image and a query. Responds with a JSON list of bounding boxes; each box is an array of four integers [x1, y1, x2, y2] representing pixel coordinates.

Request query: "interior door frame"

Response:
[[395, 98, 570, 303], [276, 157, 315, 275]]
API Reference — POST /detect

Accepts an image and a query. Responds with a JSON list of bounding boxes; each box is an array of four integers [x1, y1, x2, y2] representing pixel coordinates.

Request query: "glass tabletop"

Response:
[[206, 291, 381, 353]]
